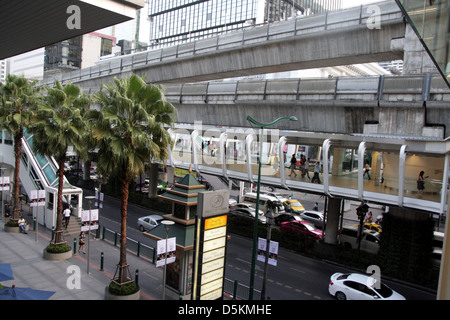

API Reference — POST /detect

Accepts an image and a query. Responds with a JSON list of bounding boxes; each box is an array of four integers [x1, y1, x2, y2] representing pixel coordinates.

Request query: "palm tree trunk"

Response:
[[54, 157, 65, 244], [118, 170, 131, 284], [12, 129, 23, 221]]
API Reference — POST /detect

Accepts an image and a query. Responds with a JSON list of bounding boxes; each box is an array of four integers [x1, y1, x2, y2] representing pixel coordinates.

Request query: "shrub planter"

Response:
[[104, 281, 140, 300], [43, 243, 73, 261], [4, 225, 20, 233]]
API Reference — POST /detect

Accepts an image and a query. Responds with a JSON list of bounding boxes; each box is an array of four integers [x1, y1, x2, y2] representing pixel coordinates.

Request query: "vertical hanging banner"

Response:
[[0, 177, 10, 191], [156, 237, 176, 267], [81, 209, 99, 231], [257, 238, 279, 266], [30, 190, 45, 207], [95, 190, 104, 208], [193, 190, 230, 300]]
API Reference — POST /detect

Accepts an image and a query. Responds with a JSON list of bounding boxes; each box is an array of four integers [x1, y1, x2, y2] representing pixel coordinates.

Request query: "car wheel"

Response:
[[139, 225, 145, 232], [335, 291, 346, 300]]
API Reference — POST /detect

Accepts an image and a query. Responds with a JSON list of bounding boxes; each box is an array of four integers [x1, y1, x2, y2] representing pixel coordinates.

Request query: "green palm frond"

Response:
[[89, 74, 176, 180]]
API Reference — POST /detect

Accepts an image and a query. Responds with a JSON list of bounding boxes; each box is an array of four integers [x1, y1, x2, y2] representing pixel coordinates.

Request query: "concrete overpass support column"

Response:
[[358, 142, 366, 200], [398, 145, 407, 207], [324, 197, 342, 245], [278, 136, 287, 189], [245, 134, 254, 183], [322, 139, 332, 196], [331, 148, 345, 176]]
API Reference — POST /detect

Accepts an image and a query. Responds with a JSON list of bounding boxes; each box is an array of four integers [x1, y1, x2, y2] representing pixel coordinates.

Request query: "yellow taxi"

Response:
[[283, 199, 305, 214], [352, 223, 382, 233]]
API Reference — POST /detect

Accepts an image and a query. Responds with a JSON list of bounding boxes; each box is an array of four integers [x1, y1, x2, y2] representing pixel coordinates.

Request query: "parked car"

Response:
[[279, 220, 322, 239], [262, 192, 289, 203], [229, 208, 266, 224], [228, 198, 237, 208], [274, 213, 302, 226], [283, 199, 305, 214], [329, 272, 405, 300], [137, 215, 163, 232], [338, 226, 380, 254], [231, 203, 264, 216], [242, 192, 284, 214], [300, 210, 325, 229]]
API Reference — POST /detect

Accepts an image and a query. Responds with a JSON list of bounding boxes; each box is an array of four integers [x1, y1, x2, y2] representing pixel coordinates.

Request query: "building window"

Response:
[[100, 38, 113, 56]]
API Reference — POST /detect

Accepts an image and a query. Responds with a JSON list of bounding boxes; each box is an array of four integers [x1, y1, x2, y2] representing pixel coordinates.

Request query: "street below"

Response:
[[84, 188, 436, 300]]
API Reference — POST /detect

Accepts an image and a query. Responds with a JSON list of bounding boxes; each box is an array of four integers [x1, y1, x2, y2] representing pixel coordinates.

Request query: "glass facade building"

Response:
[[395, 0, 450, 87], [148, 0, 343, 47]]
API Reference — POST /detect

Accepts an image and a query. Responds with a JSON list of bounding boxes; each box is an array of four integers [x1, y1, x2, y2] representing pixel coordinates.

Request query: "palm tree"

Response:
[[0, 74, 42, 222], [30, 80, 90, 245], [86, 74, 176, 287]]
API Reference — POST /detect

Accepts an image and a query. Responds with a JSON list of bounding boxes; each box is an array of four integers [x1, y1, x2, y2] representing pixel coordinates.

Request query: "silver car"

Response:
[[137, 215, 163, 231], [300, 210, 325, 229]]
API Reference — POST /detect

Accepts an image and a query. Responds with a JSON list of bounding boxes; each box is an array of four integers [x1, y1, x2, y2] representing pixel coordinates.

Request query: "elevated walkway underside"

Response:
[[163, 74, 450, 137]]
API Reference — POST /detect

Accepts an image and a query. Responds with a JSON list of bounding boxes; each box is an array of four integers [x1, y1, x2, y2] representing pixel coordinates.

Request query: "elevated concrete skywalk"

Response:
[[40, 1, 405, 88], [163, 74, 450, 138], [166, 124, 449, 216]]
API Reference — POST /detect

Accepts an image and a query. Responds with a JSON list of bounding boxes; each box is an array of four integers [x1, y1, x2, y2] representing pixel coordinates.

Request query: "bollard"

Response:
[[73, 238, 77, 254], [135, 269, 139, 286], [137, 241, 140, 257], [100, 252, 104, 271], [33, 217, 36, 231]]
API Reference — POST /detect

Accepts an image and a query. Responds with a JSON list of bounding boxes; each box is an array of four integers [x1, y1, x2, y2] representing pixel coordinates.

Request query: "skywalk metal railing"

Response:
[[40, 1, 402, 87]]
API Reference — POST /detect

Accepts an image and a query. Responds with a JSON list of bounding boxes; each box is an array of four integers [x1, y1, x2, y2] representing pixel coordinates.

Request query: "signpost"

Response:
[[30, 189, 45, 242], [192, 190, 229, 300]]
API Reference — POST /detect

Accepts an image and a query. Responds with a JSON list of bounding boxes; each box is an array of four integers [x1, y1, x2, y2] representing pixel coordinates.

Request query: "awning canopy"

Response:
[[0, 0, 144, 60]]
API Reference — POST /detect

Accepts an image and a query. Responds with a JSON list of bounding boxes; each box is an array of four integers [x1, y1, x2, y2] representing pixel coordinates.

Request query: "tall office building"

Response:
[[148, 0, 342, 47]]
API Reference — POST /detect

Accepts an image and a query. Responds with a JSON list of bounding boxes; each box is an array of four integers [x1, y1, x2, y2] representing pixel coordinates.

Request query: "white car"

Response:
[[328, 273, 405, 300], [137, 215, 163, 231], [300, 210, 325, 229]]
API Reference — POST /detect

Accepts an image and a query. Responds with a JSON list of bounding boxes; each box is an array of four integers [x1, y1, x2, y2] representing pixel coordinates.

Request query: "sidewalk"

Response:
[[0, 210, 170, 300]]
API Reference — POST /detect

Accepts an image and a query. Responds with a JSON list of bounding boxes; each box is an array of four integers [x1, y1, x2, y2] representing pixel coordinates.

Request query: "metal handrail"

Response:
[[40, 1, 402, 87]]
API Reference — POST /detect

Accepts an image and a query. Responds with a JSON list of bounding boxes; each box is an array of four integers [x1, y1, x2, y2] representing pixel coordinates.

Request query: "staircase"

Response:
[[63, 216, 82, 239]]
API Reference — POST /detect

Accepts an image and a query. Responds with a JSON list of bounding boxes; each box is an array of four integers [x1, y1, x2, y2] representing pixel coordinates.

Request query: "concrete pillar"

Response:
[[147, 163, 159, 199], [324, 197, 342, 245], [331, 148, 345, 176]]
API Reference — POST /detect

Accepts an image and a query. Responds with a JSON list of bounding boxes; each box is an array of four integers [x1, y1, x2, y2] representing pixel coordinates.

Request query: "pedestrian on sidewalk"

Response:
[[78, 232, 86, 254], [18, 215, 28, 234], [64, 207, 71, 229], [289, 154, 297, 177]]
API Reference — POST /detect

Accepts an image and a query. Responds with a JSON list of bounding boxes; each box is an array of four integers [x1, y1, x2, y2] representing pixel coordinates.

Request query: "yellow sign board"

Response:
[[204, 215, 227, 230]]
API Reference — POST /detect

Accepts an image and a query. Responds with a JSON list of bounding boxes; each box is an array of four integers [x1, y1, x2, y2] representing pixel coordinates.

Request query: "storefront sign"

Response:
[[192, 190, 229, 300]]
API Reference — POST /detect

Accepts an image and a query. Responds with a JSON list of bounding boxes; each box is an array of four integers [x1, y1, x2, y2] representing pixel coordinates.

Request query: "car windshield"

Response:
[[290, 201, 301, 206], [372, 282, 393, 298]]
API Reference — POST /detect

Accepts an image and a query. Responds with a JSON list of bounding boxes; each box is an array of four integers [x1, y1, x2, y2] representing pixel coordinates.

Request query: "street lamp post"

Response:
[[261, 210, 275, 300], [246, 115, 297, 300], [161, 220, 174, 300], [85, 195, 96, 274], [34, 179, 40, 243], [0, 168, 6, 221]]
